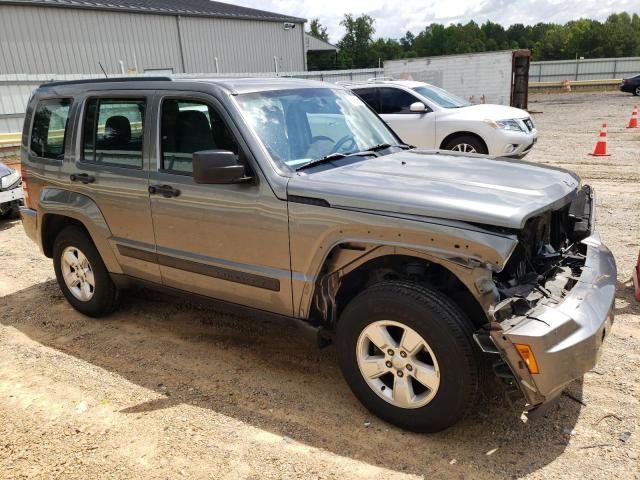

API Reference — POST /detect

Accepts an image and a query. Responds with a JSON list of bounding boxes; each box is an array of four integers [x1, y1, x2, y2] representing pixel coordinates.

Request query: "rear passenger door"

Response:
[[71, 92, 160, 283], [147, 92, 293, 316]]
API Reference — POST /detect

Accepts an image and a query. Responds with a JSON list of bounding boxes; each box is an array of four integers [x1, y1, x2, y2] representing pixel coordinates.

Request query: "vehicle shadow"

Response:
[[1, 280, 584, 478]]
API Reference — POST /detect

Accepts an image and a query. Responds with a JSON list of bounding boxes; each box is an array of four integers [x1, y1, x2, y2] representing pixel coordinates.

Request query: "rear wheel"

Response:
[[53, 226, 119, 317], [635, 86, 640, 96], [444, 135, 487, 154], [336, 281, 481, 432]]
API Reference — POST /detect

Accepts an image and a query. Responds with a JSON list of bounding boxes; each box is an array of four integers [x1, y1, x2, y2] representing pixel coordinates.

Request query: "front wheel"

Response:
[[444, 135, 488, 154], [53, 225, 119, 317], [635, 86, 640, 96], [336, 281, 481, 432]]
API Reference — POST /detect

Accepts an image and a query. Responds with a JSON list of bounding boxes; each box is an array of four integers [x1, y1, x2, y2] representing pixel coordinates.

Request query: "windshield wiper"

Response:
[[296, 150, 379, 171], [296, 143, 414, 172]]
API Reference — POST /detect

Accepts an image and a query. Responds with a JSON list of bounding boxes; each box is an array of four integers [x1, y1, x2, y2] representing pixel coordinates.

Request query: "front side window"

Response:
[[160, 99, 239, 175], [353, 88, 380, 112], [412, 85, 470, 109], [234, 88, 398, 169], [30, 98, 71, 159], [82, 98, 145, 168], [378, 88, 421, 114]]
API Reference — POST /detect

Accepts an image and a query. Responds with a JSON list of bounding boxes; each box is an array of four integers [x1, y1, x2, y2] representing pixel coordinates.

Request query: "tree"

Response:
[[308, 18, 329, 42], [323, 11, 638, 70], [337, 14, 376, 68]]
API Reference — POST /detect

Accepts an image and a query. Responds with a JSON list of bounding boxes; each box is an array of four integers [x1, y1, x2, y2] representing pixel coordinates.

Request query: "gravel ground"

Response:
[[1, 91, 639, 479]]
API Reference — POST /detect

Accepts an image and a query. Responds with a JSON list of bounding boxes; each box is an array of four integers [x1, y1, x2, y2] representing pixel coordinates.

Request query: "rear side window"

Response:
[[82, 99, 145, 168], [353, 88, 380, 112], [160, 99, 238, 175], [378, 87, 420, 114], [30, 98, 71, 159]]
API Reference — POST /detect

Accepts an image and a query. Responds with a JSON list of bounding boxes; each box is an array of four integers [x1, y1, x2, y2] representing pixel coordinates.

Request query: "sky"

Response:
[[233, 0, 640, 41]]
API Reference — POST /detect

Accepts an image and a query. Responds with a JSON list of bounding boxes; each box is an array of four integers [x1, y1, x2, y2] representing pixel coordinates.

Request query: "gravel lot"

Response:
[[1, 91, 639, 479]]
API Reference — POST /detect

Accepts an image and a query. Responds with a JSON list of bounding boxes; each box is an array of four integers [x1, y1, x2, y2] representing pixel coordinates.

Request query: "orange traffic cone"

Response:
[[627, 105, 638, 129], [589, 123, 611, 157]]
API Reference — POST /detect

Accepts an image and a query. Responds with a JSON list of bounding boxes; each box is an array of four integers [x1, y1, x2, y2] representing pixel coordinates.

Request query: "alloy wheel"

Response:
[[356, 320, 440, 409], [451, 143, 477, 153], [61, 246, 96, 301]]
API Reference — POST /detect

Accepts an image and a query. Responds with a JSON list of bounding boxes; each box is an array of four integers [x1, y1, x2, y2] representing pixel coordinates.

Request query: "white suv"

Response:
[[348, 80, 538, 158]]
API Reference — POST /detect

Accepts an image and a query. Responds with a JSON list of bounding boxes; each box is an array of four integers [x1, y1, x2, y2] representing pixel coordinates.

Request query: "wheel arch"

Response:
[[39, 188, 122, 273], [439, 131, 488, 154], [306, 242, 494, 332]]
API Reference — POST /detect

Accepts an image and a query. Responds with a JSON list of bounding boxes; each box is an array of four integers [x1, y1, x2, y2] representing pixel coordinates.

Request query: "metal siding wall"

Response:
[[0, 5, 184, 74], [178, 17, 305, 73], [385, 52, 514, 105], [530, 57, 640, 82]]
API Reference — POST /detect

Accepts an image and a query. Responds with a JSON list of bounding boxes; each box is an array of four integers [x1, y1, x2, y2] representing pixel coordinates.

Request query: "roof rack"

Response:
[[41, 76, 173, 87]]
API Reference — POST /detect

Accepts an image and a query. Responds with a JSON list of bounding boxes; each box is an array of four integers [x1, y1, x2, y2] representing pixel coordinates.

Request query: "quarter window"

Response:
[[160, 99, 238, 175], [30, 98, 72, 159], [82, 99, 145, 168], [378, 87, 421, 114]]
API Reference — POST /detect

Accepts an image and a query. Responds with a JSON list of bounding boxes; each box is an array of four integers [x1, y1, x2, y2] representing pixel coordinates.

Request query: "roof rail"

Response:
[[41, 76, 173, 87], [336, 76, 396, 87]]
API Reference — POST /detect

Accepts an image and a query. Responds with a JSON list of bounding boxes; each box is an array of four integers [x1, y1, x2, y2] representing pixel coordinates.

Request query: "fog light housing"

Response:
[[503, 144, 519, 154], [515, 343, 539, 374]]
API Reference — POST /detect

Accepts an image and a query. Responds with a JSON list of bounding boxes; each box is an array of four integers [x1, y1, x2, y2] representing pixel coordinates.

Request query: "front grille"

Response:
[[523, 117, 534, 131]]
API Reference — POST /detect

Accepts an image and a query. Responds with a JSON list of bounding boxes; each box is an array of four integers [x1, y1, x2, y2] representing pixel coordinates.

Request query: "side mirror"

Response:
[[409, 102, 427, 113], [192, 150, 251, 184]]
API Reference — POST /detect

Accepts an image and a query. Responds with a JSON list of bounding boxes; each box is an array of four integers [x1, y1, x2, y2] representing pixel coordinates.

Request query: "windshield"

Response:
[[234, 88, 399, 169], [413, 85, 470, 109]]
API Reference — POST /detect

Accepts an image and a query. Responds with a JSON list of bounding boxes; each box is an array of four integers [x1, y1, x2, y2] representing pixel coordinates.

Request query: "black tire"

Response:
[[336, 281, 481, 432], [634, 86, 640, 96], [53, 225, 119, 317], [444, 135, 488, 154]]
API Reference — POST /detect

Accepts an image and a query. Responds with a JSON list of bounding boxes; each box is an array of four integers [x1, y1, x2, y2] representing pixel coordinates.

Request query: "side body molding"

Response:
[[39, 188, 122, 274]]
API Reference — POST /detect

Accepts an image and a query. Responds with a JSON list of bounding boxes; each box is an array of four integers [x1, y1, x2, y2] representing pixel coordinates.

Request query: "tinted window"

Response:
[[30, 98, 71, 159], [82, 99, 145, 168], [160, 99, 238, 175], [379, 87, 421, 114], [353, 88, 380, 112]]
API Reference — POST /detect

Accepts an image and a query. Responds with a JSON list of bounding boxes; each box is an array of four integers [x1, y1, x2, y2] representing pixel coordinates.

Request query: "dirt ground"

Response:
[[1, 91, 639, 479]]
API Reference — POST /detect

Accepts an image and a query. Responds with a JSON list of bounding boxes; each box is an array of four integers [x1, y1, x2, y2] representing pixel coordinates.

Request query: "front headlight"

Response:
[[495, 119, 525, 132], [0, 168, 21, 190]]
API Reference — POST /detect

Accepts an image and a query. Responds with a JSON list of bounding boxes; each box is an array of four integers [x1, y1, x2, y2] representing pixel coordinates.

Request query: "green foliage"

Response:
[[318, 12, 640, 69], [309, 18, 329, 41]]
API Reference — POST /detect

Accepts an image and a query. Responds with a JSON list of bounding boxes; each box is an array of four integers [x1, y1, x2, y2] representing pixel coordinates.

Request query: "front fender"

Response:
[[288, 201, 518, 319]]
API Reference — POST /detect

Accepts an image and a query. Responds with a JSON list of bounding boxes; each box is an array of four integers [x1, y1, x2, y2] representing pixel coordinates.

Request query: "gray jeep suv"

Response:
[[19, 77, 616, 432]]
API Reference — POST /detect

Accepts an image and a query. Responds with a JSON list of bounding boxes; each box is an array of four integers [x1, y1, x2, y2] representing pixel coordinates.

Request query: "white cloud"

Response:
[[232, 0, 639, 41]]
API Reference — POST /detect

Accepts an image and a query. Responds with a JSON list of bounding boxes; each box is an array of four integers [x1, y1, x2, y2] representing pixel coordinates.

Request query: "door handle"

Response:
[[149, 184, 180, 198], [70, 173, 95, 184]]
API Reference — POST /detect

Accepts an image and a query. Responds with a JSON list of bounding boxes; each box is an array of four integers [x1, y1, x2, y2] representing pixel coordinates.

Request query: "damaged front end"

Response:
[[476, 185, 616, 412]]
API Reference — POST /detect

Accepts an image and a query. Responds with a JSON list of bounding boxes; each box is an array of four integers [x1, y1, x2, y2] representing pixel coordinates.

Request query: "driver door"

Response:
[[147, 92, 293, 316], [377, 87, 436, 148]]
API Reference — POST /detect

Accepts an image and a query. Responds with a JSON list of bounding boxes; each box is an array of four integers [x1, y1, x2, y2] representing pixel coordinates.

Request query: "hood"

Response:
[[0, 162, 12, 177], [287, 150, 580, 230], [442, 104, 529, 121]]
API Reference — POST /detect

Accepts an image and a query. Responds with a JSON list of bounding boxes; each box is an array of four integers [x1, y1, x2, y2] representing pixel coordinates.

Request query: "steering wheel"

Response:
[[310, 135, 334, 144], [330, 135, 357, 154]]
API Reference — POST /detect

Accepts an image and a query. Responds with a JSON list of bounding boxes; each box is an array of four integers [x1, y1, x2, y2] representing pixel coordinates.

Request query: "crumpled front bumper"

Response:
[[491, 234, 616, 408]]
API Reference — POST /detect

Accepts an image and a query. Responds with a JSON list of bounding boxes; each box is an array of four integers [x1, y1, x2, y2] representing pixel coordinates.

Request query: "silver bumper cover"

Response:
[[492, 233, 616, 407]]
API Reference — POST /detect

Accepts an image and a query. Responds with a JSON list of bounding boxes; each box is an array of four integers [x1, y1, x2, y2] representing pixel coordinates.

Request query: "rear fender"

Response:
[[39, 188, 122, 273]]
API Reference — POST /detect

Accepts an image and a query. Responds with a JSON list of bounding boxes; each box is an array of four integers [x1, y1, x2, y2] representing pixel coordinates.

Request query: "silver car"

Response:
[[19, 77, 615, 432]]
